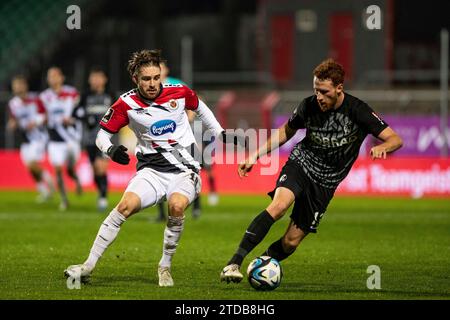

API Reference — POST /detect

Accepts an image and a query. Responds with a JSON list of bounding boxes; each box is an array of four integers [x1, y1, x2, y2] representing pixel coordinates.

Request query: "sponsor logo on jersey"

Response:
[[134, 108, 152, 117], [150, 119, 176, 136], [310, 132, 358, 147], [52, 109, 65, 115], [279, 174, 287, 183]]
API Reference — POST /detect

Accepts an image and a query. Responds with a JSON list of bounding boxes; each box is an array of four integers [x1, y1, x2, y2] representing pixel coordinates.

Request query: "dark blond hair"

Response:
[[313, 59, 345, 86], [127, 49, 164, 77]]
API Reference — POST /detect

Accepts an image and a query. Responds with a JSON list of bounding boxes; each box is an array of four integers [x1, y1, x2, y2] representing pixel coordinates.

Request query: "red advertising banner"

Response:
[[1, 151, 449, 197]]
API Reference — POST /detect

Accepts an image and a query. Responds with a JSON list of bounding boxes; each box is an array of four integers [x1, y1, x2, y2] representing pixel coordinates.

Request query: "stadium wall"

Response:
[[1, 151, 449, 198]]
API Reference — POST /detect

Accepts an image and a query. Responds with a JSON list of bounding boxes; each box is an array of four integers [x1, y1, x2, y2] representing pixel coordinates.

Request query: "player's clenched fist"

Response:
[[107, 145, 130, 165]]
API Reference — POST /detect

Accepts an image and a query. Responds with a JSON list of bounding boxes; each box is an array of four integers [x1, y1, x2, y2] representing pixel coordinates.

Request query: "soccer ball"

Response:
[[246, 256, 282, 291]]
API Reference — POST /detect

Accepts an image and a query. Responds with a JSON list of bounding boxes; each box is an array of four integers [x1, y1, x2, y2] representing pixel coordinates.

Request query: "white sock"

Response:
[[37, 181, 49, 196], [159, 215, 185, 268], [84, 209, 126, 269], [42, 170, 54, 191]]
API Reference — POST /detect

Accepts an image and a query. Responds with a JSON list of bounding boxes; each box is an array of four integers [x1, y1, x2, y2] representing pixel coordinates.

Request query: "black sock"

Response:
[[228, 210, 275, 266], [94, 175, 102, 194], [98, 175, 108, 198], [208, 175, 216, 193], [193, 196, 200, 210], [264, 238, 294, 262], [158, 202, 166, 219], [56, 172, 68, 203], [67, 167, 82, 193]]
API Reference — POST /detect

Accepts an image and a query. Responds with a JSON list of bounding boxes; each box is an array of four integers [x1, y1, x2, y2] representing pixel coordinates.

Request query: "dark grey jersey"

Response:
[[287, 93, 388, 189], [77, 91, 113, 145]]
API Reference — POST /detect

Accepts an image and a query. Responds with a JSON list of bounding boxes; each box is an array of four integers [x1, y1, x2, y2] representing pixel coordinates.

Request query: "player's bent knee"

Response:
[[168, 202, 186, 217], [168, 193, 190, 217], [116, 201, 137, 218], [266, 201, 290, 220], [116, 193, 141, 218]]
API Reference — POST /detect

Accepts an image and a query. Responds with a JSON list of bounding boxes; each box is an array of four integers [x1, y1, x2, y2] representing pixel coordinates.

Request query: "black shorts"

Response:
[[86, 145, 107, 164], [268, 160, 335, 234]]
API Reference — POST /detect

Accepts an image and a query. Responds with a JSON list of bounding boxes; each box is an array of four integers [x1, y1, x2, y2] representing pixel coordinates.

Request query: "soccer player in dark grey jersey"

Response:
[[220, 59, 403, 283], [77, 68, 113, 211]]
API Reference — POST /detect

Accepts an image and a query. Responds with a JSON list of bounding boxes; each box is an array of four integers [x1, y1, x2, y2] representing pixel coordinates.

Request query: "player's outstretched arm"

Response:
[[238, 122, 297, 178], [194, 99, 247, 147], [370, 127, 403, 160], [194, 99, 224, 136], [96, 128, 130, 165]]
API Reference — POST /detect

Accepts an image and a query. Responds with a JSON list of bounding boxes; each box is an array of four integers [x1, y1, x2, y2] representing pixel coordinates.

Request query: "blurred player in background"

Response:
[[186, 108, 220, 218], [220, 59, 403, 283], [40, 67, 83, 211], [76, 67, 113, 211], [64, 49, 239, 287], [7, 75, 54, 202], [159, 61, 187, 86]]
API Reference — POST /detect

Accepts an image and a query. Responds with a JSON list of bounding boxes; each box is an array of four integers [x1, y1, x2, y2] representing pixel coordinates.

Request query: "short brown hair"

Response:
[[313, 59, 345, 86], [127, 49, 164, 77]]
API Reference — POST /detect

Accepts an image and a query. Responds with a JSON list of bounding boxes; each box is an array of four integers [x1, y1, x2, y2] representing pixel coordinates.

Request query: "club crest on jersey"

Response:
[[169, 99, 179, 110], [150, 120, 176, 136]]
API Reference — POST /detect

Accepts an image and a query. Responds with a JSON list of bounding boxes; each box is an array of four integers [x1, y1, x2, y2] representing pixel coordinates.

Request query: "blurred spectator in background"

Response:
[[40, 67, 83, 211], [7, 75, 54, 202], [75, 67, 113, 212]]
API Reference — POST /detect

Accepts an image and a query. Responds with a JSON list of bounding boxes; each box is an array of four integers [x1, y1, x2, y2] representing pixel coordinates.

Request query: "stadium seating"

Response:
[[0, 0, 89, 84]]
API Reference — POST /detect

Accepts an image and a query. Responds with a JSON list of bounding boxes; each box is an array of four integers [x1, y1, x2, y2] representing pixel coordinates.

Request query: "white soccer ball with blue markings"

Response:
[[247, 256, 282, 291]]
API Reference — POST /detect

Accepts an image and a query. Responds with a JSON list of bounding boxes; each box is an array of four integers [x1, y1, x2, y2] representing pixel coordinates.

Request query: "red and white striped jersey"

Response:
[[100, 84, 202, 173], [40, 85, 80, 142], [8, 93, 47, 144]]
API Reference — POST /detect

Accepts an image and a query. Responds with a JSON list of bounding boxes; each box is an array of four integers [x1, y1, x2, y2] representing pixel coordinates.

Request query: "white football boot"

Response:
[[97, 197, 108, 212], [207, 193, 219, 206], [158, 266, 174, 287], [64, 264, 93, 283], [220, 264, 243, 283]]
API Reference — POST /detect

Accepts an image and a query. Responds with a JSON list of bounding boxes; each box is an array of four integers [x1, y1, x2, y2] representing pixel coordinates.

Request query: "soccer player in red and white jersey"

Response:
[[64, 49, 239, 287], [7, 75, 54, 201], [40, 67, 83, 211]]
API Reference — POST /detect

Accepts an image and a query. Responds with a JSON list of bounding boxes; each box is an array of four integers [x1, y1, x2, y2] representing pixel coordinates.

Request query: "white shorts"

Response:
[[48, 141, 81, 167], [125, 168, 202, 209], [20, 141, 46, 165]]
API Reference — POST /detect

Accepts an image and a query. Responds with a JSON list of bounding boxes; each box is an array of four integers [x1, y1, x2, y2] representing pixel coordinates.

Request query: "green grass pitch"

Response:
[[0, 190, 449, 300]]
